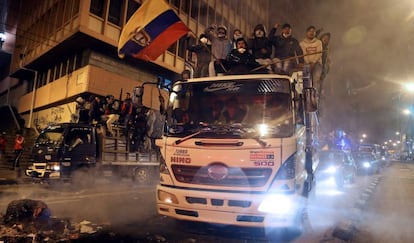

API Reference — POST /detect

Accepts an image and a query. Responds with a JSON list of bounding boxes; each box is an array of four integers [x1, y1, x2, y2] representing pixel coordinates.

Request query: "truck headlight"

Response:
[[158, 190, 178, 204], [258, 194, 293, 214], [47, 163, 60, 171], [363, 162, 371, 168]]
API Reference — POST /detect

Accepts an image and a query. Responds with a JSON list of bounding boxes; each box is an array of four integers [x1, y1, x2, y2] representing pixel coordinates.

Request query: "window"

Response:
[[72, 0, 80, 16], [181, 0, 190, 14], [126, 0, 140, 22], [170, 0, 180, 8], [190, 0, 199, 19], [108, 0, 122, 25], [168, 42, 177, 54], [178, 37, 187, 58], [208, 6, 215, 25], [199, 1, 207, 26], [90, 0, 105, 18]]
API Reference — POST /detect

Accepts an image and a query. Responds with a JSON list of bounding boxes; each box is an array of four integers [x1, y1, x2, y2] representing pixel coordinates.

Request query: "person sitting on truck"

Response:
[[225, 38, 264, 75], [69, 135, 83, 151]]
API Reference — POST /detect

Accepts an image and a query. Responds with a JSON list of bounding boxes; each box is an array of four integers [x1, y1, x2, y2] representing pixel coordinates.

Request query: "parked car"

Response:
[[353, 152, 380, 174], [316, 150, 357, 189]]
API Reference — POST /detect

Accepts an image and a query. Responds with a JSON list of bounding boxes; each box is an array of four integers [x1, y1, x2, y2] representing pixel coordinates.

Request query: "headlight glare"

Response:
[[158, 190, 178, 204]]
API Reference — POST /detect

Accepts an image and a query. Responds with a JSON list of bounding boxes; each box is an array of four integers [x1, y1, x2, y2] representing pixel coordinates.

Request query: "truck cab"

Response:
[[26, 123, 96, 181], [155, 71, 318, 230]]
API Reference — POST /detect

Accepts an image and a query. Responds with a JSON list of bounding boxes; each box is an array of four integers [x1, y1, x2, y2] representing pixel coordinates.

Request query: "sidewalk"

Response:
[[0, 160, 20, 185]]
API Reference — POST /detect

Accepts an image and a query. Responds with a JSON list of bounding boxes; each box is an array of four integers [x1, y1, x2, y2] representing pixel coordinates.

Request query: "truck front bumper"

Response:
[[25, 163, 61, 179], [156, 184, 306, 228]]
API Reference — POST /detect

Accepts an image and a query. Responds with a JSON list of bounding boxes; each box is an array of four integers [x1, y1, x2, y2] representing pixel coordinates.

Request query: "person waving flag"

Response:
[[118, 0, 190, 61]]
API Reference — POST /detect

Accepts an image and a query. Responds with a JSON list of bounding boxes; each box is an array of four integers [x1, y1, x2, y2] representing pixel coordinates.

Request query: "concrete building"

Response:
[[1, 0, 270, 130]]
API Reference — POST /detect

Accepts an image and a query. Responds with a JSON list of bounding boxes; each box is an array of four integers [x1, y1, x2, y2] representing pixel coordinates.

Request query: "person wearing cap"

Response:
[[187, 33, 212, 78], [269, 23, 304, 74], [205, 25, 232, 76]]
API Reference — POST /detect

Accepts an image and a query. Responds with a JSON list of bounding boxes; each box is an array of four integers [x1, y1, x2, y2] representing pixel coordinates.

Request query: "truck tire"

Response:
[[133, 167, 152, 184]]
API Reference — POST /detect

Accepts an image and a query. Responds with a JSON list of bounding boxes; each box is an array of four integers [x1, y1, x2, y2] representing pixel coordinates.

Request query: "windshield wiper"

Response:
[[230, 124, 269, 148], [174, 124, 212, 145]]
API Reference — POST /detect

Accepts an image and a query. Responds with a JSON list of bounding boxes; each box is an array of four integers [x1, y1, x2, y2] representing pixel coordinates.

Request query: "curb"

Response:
[[331, 175, 381, 241]]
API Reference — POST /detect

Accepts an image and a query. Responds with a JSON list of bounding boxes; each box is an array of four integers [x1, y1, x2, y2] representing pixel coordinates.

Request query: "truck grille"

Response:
[[172, 165, 272, 187]]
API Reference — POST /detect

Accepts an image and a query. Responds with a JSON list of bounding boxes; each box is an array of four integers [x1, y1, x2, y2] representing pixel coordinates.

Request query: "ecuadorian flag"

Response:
[[118, 0, 190, 61]]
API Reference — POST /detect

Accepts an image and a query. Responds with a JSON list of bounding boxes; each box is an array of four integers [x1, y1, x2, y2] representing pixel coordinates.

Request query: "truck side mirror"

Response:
[[304, 88, 318, 112]]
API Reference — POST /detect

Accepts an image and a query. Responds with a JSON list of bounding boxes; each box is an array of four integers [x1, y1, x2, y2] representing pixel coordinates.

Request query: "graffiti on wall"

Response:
[[33, 102, 76, 130]]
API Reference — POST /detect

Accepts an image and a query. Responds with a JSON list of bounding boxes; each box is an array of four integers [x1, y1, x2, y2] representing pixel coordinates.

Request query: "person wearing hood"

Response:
[[269, 23, 304, 74], [300, 25, 323, 94], [248, 24, 273, 65], [188, 33, 212, 78], [225, 38, 263, 75], [205, 25, 232, 76]]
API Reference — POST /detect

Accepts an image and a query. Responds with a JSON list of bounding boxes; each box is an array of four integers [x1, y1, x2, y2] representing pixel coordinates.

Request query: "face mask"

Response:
[[238, 48, 246, 53], [200, 37, 208, 44], [255, 30, 264, 38], [234, 34, 242, 40]]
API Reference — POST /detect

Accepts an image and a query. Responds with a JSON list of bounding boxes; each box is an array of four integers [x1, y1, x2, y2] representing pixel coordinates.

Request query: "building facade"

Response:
[[3, 0, 270, 129]]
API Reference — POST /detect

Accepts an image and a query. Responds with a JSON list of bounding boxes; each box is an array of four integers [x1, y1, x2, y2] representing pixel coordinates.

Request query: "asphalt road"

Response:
[[0, 168, 383, 242], [355, 161, 414, 243]]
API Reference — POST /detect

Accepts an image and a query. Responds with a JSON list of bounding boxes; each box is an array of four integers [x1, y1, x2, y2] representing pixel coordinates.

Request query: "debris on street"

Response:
[[0, 199, 106, 242]]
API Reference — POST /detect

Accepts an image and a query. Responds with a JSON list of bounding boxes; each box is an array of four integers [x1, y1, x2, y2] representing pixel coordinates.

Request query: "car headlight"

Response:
[[363, 162, 371, 168], [326, 166, 337, 173], [258, 194, 293, 214]]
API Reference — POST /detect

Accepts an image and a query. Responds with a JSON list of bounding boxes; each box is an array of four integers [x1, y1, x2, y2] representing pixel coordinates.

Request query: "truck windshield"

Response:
[[36, 127, 65, 145], [168, 78, 294, 138]]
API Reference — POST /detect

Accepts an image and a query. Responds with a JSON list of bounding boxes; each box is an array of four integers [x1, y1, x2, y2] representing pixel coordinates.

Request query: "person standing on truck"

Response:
[[104, 95, 121, 137], [269, 23, 304, 74], [121, 92, 134, 135], [88, 96, 103, 124], [13, 131, 24, 170], [300, 26, 323, 96]]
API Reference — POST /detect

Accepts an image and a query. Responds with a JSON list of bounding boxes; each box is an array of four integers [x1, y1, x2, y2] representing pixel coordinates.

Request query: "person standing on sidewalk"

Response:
[[13, 131, 24, 170]]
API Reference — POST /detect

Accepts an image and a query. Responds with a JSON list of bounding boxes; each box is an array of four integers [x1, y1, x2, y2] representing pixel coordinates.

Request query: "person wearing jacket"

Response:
[[13, 131, 24, 169], [248, 24, 273, 69], [300, 25, 323, 94], [225, 38, 263, 75], [269, 23, 304, 74], [188, 34, 212, 78], [205, 25, 232, 76]]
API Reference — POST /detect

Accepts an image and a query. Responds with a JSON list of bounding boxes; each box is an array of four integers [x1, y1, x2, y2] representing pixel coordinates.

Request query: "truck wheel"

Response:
[[133, 167, 152, 184]]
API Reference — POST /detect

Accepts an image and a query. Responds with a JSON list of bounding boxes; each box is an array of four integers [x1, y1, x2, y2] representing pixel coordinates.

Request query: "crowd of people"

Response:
[[0, 130, 25, 170], [187, 22, 331, 95], [72, 92, 163, 151]]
